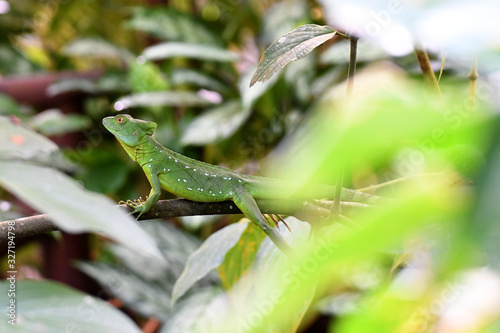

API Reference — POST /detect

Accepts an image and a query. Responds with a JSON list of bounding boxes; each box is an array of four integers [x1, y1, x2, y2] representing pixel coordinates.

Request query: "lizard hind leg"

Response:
[[232, 187, 295, 258]]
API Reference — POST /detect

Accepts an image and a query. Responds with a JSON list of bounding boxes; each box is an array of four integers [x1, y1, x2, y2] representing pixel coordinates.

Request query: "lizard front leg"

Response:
[[126, 171, 162, 219], [232, 187, 295, 258]]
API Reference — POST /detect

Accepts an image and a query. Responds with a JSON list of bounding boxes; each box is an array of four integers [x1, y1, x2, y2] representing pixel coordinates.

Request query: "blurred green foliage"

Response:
[[1, 0, 500, 332]]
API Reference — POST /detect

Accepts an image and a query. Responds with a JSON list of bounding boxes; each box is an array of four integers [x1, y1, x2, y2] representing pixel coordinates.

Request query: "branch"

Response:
[[469, 56, 478, 109], [0, 198, 351, 241], [333, 35, 359, 215], [414, 45, 442, 96]]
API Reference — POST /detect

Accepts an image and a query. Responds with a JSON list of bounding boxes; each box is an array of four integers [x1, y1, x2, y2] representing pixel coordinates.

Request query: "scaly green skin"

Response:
[[103, 114, 383, 255]]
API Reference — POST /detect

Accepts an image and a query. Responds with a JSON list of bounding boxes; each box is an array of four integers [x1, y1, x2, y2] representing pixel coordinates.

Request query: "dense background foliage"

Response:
[[1, 0, 500, 332]]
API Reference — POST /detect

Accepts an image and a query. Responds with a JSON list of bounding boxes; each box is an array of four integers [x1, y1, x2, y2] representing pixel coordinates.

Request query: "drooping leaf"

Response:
[[213, 218, 314, 333], [77, 221, 209, 321], [109, 221, 202, 281], [218, 221, 266, 291], [171, 222, 248, 306], [63, 38, 135, 63], [0, 280, 140, 333], [250, 24, 336, 86], [142, 42, 238, 62], [180, 101, 248, 146], [252, 217, 314, 333], [161, 287, 227, 333], [114, 91, 216, 111], [0, 161, 163, 259]]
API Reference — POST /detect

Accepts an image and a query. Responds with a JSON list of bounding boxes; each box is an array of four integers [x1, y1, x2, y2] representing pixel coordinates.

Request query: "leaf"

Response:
[[142, 42, 238, 62], [180, 101, 248, 146], [161, 287, 227, 333], [250, 24, 336, 86], [0, 116, 69, 168], [63, 38, 135, 62], [128, 60, 169, 93], [218, 221, 266, 291], [0, 161, 163, 259], [47, 78, 100, 96], [266, 74, 488, 191], [262, 0, 310, 46], [77, 262, 173, 321], [170, 68, 230, 93], [0, 280, 140, 333], [77, 221, 207, 321], [109, 221, 202, 281], [171, 222, 249, 306], [29, 109, 90, 136], [470, 122, 500, 270], [0, 93, 25, 117], [127, 7, 222, 45], [240, 66, 279, 111], [114, 91, 216, 111], [253, 218, 314, 333]]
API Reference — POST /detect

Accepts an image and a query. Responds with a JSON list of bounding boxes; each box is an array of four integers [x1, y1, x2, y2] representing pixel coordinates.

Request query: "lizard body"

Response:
[[103, 114, 382, 255]]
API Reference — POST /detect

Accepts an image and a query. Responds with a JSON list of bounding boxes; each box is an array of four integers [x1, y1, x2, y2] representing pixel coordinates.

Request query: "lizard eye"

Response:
[[117, 116, 124, 124]]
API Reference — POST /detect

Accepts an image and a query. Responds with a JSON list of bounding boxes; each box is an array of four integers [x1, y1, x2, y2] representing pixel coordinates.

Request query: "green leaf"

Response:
[[0, 116, 67, 168], [266, 77, 489, 191], [171, 222, 248, 306], [128, 60, 169, 92], [170, 69, 230, 93], [180, 101, 248, 146], [0, 161, 163, 259], [0, 93, 25, 117], [161, 287, 226, 333], [262, 0, 310, 46], [0, 280, 140, 333], [218, 221, 266, 290], [240, 66, 278, 111], [77, 221, 206, 321], [47, 78, 100, 96], [114, 91, 216, 110], [142, 42, 238, 62], [109, 221, 202, 281], [127, 7, 222, 45], [469, 122, 500, 270], [250, 24, 336, 86], [254, 218, 314, 333], [29, 109, 90, 136], [77, 262, 173, 321], [63, 38, 135, 63]]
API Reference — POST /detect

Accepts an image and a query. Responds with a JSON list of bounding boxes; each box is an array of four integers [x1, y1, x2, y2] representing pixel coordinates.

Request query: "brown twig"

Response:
[[0, 198, 331, 242], [414, 45, 442, 96]]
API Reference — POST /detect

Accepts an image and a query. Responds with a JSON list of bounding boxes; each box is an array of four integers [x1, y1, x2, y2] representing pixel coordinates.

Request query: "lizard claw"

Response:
[[264, 214, 291, 233]]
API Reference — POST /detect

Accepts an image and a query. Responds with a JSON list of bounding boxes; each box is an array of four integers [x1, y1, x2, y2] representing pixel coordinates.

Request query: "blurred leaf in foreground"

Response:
[[171, 222, 248, 306], [0, 280, 140, 333]]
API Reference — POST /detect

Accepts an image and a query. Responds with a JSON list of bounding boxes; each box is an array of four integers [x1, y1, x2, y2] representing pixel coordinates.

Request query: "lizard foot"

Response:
[[265, 214, 291, 232]]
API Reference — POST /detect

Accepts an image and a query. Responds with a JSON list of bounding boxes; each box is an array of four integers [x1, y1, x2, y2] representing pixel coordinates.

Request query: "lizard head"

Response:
[[102, 114, 157, 147]]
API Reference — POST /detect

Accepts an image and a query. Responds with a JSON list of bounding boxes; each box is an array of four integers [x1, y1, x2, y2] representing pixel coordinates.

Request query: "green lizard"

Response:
[[103, 114, 383, 256]]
